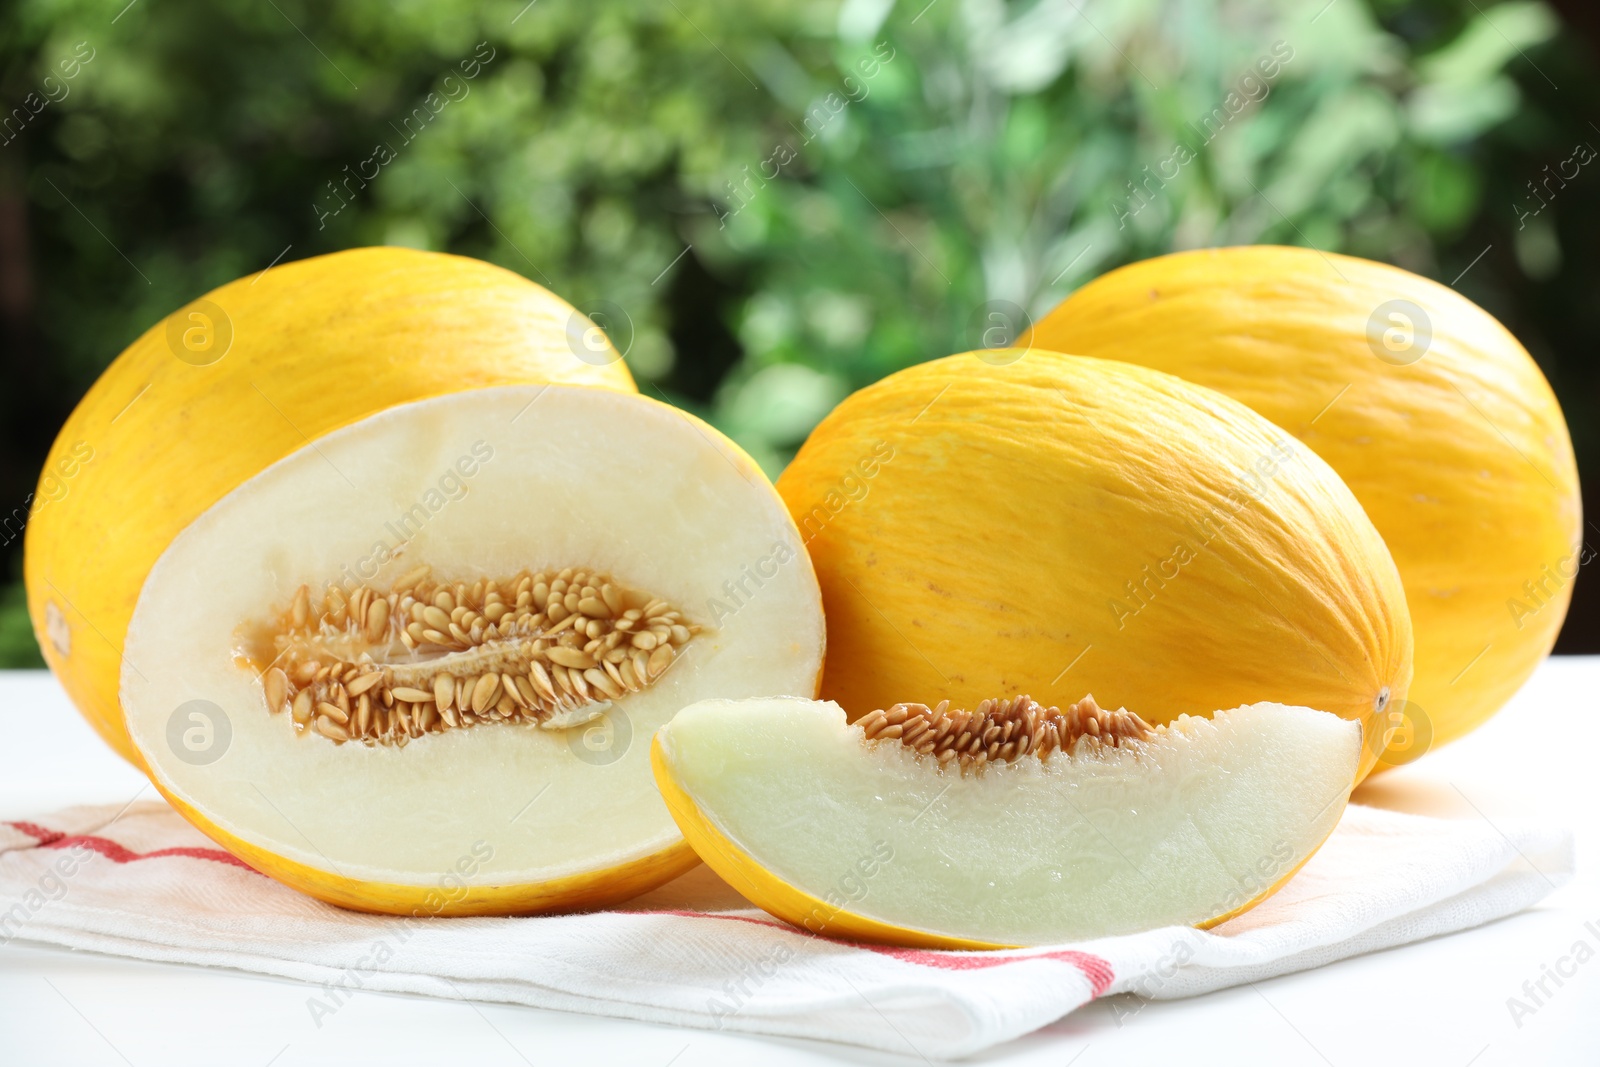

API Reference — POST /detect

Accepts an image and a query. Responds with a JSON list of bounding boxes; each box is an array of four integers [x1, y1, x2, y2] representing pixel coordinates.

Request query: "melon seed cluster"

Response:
[[260, 565, 699, 746], [858, 693, 1153, 772]]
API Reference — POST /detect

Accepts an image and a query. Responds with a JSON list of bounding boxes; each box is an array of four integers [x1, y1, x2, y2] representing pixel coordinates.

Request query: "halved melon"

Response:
[[28, 248, 824, 913], [653, 695, 1360, 948], [118, 384, 823, 914], [27, 246, 638, 763]]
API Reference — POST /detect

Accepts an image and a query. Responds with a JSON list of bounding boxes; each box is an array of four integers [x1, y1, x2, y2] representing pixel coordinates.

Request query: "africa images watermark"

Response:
[[704, 540, 800, 626], [0, 440, 95, 551], [1514, 140, 1596, 230], [313, 41, 498, 229], [1112, 40, 1295, 230], [0, 40, 95, 148], [333, 440, 495, 592], [797, 839, 895, 938], [705, 839, 894, 1028], [793, 439, 895, 545], [714, 41, 897, 229], [1109, 438, 1296, 630], [1505, 913, 1600, 1030], [306, 839, 496, 1027], [1507, 540, 1594, 630], [1108, 836, 1298, 1026], [0, 843, 95, 947], [706, 940, 798, 1030]]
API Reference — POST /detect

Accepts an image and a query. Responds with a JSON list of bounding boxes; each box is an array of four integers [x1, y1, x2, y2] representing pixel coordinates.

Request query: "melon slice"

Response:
[[119, 384, 824, 914], [652, 695, 1360, 947]]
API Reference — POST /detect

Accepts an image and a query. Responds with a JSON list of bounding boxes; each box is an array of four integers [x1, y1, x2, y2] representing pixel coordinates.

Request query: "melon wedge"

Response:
[[118, 384, 824, 914], [653, 695, 1360, 947]]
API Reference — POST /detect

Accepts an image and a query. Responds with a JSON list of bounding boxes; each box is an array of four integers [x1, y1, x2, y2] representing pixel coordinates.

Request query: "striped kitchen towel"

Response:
[[0, 800, 1571, 1059]]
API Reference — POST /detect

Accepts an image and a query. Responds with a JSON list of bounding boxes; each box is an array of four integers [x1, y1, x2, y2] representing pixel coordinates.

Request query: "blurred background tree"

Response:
[[0, 0, 1594, 665]]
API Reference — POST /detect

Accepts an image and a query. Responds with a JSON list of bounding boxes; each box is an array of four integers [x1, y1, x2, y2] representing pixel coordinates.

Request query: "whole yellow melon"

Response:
[[1028, 246, 1581, 760], [776, 350, 1412, 781]]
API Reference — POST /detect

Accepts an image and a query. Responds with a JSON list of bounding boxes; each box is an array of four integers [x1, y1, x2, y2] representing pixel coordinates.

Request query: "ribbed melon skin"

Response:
[[25, 248, 634, 763], [777, 351, 1412, 781], [1029, 246, 1581, 757]]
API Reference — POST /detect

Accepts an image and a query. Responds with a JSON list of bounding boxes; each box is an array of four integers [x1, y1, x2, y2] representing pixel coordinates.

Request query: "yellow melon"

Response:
[[25, 248, 826, 914], [776, 351, 1412, 780], [1029, 246, 1581, 759], [27, 247, 635, 762]]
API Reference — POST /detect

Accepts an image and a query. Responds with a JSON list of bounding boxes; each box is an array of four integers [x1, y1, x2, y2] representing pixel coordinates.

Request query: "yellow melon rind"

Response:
[[27, 248, 634, 763]]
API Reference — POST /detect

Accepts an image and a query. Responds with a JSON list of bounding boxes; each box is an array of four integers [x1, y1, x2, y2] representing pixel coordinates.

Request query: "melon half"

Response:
[[120, 385, 823, 913], [25, 248, 823, 914], [27, 247, 642, 764], [653, 695, 1360, 947]]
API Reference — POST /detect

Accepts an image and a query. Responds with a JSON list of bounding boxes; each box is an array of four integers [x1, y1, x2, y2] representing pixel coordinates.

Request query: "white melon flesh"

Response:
[[656, 697, 1360, 944], [121, 385, 823, 895]]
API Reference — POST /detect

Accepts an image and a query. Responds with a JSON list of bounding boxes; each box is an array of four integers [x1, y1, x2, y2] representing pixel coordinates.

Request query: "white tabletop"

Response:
[[2, 661, 1596, 1066]]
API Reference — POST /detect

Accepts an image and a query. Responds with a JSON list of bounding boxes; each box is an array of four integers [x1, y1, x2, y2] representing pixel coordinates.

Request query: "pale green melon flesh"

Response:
[[659, 697, 1359, 943], [121, 385, 823, 888]]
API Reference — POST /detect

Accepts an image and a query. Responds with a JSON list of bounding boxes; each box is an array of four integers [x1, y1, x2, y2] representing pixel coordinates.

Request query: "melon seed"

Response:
[[255, 568, 701, 746], [858, 694, 1152, 774]]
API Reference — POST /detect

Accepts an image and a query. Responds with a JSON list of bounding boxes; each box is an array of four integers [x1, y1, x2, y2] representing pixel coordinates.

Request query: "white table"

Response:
[[2, 661, 1596, 1066]]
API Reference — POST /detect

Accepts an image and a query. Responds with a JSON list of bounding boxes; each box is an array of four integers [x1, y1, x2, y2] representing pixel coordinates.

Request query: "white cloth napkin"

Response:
[[0, 800, 1571, 1059]]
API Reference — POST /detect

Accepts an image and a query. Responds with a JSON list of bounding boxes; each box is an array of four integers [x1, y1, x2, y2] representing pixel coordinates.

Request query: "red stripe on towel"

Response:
[[5, 820, 64, 845], [864, 945, 1115, 996], [638, 909, 1114, 995], [4, 821, 257, 872]]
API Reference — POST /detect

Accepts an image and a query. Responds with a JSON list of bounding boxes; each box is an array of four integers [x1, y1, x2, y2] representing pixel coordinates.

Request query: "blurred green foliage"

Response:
[[0, 0, 1595, 666]]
